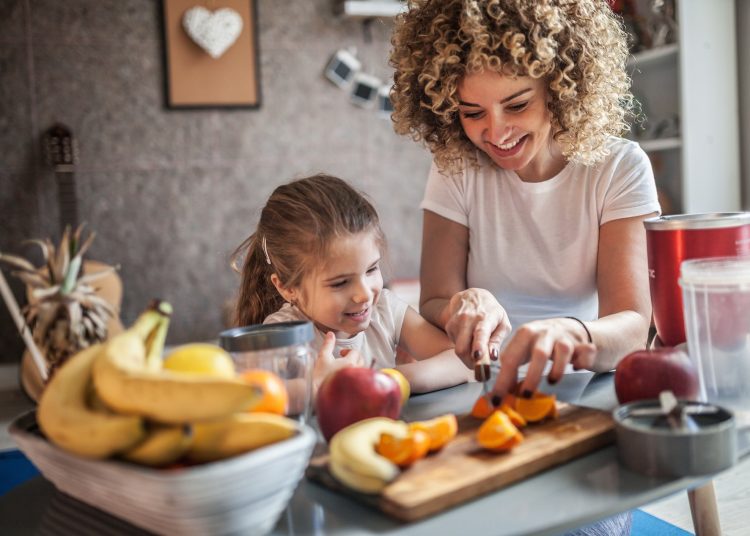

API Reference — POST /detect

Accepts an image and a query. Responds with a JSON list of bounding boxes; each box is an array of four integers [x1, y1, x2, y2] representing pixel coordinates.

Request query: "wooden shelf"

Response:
[[638, 137, 681, 153], [628, 43, 679, 69], [335, 0, 406, 17]]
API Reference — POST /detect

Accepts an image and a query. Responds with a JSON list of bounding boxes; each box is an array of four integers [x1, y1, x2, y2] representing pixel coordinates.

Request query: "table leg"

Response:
[[687, 481, 721, 536]]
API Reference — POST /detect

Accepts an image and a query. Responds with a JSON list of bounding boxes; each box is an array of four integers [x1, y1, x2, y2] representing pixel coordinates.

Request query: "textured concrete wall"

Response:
[[0, 0, 431, 362]]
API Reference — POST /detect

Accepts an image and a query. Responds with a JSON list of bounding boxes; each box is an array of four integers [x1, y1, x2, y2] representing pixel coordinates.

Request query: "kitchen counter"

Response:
[[1, 372, 746, 535]]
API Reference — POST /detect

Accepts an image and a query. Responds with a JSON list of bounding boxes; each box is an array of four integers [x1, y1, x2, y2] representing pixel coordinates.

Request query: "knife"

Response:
[[474, 353, 492, 403]]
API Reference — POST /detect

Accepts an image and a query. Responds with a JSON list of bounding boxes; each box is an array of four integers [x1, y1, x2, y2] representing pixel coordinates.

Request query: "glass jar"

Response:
[[219, 321, 314, 425]]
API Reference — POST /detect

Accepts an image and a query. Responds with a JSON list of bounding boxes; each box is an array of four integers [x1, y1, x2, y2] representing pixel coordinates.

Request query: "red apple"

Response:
[[315, 367, 401, 442], [614, 347, 700, 404]]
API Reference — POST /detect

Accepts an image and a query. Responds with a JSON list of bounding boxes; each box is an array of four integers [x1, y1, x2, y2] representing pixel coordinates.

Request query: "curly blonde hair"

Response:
[[390, 0, 634, 173]]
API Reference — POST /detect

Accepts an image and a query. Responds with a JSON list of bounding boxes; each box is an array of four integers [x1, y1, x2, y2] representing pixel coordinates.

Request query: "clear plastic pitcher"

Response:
[[680, 257, 750, 429]]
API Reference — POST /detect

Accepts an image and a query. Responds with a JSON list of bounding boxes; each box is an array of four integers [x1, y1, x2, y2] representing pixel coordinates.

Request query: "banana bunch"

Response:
[[329, 417, 411, 493], [38, 301, 299, 466]]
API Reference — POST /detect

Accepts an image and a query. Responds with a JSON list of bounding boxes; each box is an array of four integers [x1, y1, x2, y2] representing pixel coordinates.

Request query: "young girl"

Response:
[[232, 174, 472, 394]]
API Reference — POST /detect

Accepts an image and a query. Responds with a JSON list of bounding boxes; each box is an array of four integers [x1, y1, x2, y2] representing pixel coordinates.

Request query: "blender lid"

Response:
[[644, 212, 750, 230]]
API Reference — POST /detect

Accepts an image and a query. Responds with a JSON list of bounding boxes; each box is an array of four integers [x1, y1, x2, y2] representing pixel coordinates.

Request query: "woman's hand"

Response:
[[312, 332, 368, 393], [444, 288, 512, 368], [492, 318, 597, 398]]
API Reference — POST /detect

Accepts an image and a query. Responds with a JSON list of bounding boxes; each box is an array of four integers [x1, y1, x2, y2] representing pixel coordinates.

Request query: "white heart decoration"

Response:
[[182, 6, 243, 59]]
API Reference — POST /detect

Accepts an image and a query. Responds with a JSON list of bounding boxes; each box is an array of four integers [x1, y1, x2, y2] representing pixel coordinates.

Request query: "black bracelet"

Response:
[[565, 316, 593, 344]]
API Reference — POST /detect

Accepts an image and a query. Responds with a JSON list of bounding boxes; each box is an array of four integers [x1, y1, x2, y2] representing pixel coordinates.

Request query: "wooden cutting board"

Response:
[[306, 402, 615, 522]]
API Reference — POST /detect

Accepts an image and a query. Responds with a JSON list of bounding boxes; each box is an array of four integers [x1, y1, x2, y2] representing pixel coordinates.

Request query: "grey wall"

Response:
[[0, 0, 431, 362]]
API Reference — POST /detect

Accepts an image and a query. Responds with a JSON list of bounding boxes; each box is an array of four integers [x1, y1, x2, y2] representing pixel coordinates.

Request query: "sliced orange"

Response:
[[409, 414, 458, 452], [513, 392, 557, 423], [498, 403, 527, 428], [376, 429, 431, 467], [476, 410, 523, 452], [470, 396, 495, 419]]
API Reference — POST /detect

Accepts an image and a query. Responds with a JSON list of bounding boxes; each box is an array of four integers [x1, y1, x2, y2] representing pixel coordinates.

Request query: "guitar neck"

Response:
[[55, 170, 79, 232]]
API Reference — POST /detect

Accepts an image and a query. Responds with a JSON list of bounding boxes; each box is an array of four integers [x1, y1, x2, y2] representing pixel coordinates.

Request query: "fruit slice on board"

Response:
[[513, 392, 557, 423], [409, 414, 458, 452], [498, 403, 527, 428], [470, 396, 495, 419], [477, 410, 523, 452], [376, 429, 431, 467]]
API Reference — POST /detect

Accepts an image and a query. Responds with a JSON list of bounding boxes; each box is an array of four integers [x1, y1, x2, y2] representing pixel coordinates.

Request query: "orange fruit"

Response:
[[498, 403, 527, 428], [240, 369, 289, 415], [376, 429, 431, 467], [477, 410, 523, 452], [409, 414, 458, 452], [471, 396, 495, 419], [513, 392, 557, 423]]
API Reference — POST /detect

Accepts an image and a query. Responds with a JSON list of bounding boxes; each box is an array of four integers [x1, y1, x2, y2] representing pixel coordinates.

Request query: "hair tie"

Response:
[[261, 236, 271, 265]]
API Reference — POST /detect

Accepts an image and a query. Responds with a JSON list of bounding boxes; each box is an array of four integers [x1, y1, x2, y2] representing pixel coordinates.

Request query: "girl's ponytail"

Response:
[[231, 233, 285, 326]]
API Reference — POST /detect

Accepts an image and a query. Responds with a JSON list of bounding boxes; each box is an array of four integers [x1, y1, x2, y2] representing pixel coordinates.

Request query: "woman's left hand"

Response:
[[491, 318, 597, 398]]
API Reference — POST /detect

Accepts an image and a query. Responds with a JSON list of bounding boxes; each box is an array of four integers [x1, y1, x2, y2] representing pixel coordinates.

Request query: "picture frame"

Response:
[[161, 0, 261, 109]]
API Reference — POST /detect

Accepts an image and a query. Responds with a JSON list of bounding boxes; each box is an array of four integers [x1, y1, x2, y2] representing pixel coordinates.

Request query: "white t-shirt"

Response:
[[263, 288, 409, 369], [420, 137, 660, 331]]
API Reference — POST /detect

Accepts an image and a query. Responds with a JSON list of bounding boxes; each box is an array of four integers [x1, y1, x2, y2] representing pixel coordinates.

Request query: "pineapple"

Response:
[[0, 225, 117, 378]]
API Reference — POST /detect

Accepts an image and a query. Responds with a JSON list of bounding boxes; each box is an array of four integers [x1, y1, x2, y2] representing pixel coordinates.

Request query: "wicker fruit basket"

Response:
[[10, 411, 316, 535]]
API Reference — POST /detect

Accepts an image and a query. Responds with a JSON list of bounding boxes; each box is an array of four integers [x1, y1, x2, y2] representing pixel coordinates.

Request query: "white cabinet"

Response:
[[628, 0, 740, 213]]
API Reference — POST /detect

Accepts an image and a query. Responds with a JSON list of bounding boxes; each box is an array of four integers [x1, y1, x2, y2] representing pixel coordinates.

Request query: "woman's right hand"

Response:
[[444, 288, 512, 368]]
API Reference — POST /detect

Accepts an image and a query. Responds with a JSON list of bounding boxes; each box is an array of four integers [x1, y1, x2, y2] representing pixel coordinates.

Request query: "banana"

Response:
[[92, 302, 261, 424], [328, 417, 410, 493], [37, 344, 145, 459], [121, 424, 193, 467], [188, 413, 298, 463]]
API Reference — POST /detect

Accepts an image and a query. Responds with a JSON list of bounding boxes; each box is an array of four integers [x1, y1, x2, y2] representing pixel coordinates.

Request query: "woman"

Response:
[[389, 0, 660, 401]]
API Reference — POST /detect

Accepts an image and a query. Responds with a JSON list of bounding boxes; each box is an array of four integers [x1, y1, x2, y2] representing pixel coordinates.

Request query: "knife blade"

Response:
[[474, 354, 492, 402]]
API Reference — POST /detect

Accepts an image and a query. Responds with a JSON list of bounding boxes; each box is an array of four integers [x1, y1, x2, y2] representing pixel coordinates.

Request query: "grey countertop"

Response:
[[1, 371, 745, 536]]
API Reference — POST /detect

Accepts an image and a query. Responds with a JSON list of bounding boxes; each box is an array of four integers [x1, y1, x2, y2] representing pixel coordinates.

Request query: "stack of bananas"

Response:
[[37, 301, 298, 467]]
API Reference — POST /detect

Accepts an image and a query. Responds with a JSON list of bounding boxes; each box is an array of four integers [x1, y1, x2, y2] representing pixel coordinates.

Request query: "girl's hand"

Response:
[[492, 318, 597, 398], [312, 332, 369, 393], [444, 288, 512, 368]]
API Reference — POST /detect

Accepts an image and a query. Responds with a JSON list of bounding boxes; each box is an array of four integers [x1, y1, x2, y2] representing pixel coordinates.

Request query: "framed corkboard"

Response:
[[162, 0, 260, 108]]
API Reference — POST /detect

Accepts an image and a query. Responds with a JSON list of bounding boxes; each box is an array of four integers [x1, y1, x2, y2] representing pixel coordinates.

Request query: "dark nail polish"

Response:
[[547, 377, 558, 385], [473, 350, 482, 360], [491, 395, 501, 407], [521, 389, 533, 399], [490, 348, 499, 361]]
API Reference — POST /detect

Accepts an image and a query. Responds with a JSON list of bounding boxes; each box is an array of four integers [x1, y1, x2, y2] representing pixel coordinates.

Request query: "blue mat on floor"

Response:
[[0, 449, 40, 496], [631, 509, 693, 535]]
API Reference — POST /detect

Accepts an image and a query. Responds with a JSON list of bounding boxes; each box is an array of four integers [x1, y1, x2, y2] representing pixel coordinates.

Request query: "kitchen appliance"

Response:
[[644, 212, 750, 346], [680, 257, 750, 428]]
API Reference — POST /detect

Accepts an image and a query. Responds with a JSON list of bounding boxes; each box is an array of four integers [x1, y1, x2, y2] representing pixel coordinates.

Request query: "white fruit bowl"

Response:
[[9, 410, 316, 535]]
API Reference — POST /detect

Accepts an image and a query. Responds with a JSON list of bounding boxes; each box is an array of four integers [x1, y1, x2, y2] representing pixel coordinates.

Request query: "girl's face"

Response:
[[457, 70, 565, 181], [295, 231, 383, 337]]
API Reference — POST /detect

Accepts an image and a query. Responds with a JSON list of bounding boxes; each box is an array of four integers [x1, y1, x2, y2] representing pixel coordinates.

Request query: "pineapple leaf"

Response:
[[77, 228, 97, 258], [54, 227, 71, 285], [0, 252, 37, 273], [60, 254, 82, 295], [10, 270, 49, 289], [78, 264, 118, 286]]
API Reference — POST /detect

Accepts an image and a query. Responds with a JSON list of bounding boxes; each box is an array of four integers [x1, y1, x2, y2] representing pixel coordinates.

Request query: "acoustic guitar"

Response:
[[21, 124, 124, 401]]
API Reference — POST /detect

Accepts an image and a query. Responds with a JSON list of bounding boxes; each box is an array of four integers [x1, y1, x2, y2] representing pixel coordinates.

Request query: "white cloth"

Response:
[[263, 288, 409, 369], [420, 137, 660, 331]]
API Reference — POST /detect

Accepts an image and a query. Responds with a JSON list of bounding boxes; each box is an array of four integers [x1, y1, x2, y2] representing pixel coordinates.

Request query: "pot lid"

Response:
[[644, 212, 750, 230]]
